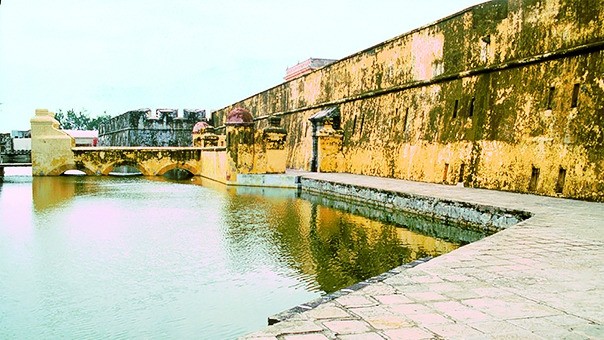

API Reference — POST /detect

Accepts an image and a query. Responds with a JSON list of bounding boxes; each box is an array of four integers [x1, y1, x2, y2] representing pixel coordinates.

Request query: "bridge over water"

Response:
[[69, 147, 208, 176], [29, 108, 299, 187]]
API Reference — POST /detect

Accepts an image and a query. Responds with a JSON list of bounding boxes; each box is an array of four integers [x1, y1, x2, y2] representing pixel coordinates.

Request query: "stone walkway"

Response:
[[242, 172, 604, 339]]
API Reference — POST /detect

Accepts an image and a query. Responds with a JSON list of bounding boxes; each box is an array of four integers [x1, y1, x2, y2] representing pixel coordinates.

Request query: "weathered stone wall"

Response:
[[212, 0, 604, 201], [99, 109, 205, 147], [30, 109, 76, 176]]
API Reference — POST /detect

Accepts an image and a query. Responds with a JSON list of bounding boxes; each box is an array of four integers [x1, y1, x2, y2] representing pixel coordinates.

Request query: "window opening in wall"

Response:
[[555, 167, 567, 194], [359, 114, 365, 135], [529, 166, 540, 192], [403, 108, 409, 132], [352, 115, 357, 134], [546, 86, 555, 110], [458, 163, 465, 183], [469, 97, 475, 117], [452, 100, 459, 118], [480, 35, 491, 63], [304, 122, 308, 137], [443, 163, 449, 183], [571, 83, 580, 108]]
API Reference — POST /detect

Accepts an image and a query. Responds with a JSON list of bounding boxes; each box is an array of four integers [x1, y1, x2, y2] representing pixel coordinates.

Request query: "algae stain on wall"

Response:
[[213, 0, 604, 201]]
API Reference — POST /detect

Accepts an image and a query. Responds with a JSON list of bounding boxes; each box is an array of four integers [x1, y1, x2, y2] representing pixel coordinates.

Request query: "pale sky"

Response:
[[0, 0, 485, 131]]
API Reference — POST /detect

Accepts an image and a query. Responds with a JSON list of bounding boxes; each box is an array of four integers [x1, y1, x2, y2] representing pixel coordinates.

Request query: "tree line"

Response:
[[55, 109, 112, 130]]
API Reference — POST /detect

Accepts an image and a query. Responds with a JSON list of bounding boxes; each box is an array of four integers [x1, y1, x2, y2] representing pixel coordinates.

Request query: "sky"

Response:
[[0, 0, 485, 131]]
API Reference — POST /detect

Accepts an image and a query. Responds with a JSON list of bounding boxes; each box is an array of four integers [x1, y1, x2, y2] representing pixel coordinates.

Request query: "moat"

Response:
[[0, 168, 486, 338]]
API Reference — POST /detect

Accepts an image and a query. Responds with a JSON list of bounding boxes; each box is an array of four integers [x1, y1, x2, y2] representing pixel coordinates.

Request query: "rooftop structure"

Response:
[[284, 58, 337, 81]]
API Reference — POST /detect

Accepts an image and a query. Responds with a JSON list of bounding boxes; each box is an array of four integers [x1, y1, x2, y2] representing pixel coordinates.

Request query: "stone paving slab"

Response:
[[242, 173, 604, 339]]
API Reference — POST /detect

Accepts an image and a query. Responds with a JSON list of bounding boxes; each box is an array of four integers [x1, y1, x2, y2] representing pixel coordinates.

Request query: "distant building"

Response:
[[10, 130, 30, 139], [284, 58, 337, 81], [0, 133, 10, 155], [98, 108, 206, 147], [12, 138, 31, 151], [1, 131, 31, 163], [63, 130, 98, 147]]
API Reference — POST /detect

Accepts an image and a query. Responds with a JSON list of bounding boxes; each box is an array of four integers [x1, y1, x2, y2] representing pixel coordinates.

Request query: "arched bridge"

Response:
[[68, 147, 204, 176], [30, 108, 289, 187]]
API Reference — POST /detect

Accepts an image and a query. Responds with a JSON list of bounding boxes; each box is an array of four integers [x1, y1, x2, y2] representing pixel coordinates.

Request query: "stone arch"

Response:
[[101, 161, 151, 176], [48, 163, 95, 176], [156, 162, 199, 176]]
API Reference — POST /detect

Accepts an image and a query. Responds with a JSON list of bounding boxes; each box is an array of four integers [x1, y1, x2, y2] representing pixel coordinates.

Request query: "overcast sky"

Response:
[[0, 0, 485, 131]]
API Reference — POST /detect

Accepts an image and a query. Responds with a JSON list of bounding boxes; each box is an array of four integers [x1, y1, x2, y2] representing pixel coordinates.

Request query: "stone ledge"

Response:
[[300, 177, 531, 232]]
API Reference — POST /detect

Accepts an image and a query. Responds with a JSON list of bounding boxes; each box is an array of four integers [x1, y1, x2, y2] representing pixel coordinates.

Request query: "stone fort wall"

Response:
[[212, 0, 604, 201], [99, 109, 205, 147]]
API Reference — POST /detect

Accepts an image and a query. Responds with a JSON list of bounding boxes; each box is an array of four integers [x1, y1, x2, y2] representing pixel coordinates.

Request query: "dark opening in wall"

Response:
[[403, 108, 409, 132], [443, 163, 449, 183], [359, 115, 365, 135], [452, 100, 459, 118], [571, 83, 580, 108], [469, 97, 475, 117], [304, 122, 308, 137], [458, 163, 465, 183], [352, 116, 357, 134], [555, 167, 567, 194], [529, 166, 540, 192], [546, 86, 555, 110]]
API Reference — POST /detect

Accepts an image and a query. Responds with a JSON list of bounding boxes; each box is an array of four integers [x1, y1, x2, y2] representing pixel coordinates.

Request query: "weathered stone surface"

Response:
[[98, 108, 203, 147], [242, 171, 604, 339], [30, 109, 76, 176], [213, 0, 604, 202], [299, 176, 529, 230]]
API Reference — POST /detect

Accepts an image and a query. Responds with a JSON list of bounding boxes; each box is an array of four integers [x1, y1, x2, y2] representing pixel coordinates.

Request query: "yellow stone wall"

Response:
[[200, 148, 228, 183], [317, 122, 344, 173], [30, 109, 75, 176], [213, 0, 604, 201]]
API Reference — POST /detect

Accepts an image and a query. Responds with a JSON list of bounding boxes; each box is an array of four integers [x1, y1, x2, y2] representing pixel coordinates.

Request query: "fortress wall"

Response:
[[99, 109, 204, 147], [212, 0, 604, 201]]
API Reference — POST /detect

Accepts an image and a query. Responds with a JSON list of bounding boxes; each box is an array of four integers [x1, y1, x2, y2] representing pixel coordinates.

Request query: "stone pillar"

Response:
[[201, 129, 219, 148], [263, 115, 287, 174], [317, 118, 344, 173], [226, 108, 256, 180], [192, 121, 219, 147], [30, 109, 75, 176]]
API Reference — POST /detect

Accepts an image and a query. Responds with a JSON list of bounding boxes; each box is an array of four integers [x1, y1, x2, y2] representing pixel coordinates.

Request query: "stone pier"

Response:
[[242, 172, 604, 339]]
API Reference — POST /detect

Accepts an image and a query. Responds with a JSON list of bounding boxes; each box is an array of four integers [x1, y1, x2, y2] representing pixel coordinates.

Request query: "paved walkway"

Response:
[[242, 172, 604, 339]]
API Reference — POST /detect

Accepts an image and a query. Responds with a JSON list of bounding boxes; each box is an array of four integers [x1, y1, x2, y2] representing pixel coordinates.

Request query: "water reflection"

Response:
[[219, 186, 460, 294], [2, 175, 471, 338]]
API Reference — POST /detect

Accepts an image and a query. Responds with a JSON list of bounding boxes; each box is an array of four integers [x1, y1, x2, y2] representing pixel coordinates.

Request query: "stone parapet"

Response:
[[30, 109, 75, 176]]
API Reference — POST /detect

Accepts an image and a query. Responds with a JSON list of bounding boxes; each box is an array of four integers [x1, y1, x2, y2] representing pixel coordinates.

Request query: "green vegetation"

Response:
[[55, 109, 111, 130]]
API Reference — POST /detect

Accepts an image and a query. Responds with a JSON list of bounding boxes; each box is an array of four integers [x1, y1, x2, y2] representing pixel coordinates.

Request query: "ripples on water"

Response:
[[0, 168, 475, 339]]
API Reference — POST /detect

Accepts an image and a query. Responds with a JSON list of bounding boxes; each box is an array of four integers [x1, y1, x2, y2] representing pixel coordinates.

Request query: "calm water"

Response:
[[0, 168, 475, 339]]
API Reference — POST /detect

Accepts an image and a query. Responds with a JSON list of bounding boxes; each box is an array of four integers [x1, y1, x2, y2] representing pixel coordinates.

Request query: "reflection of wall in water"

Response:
[[221, 189, 460, 293], [32, 177, 76, 211]]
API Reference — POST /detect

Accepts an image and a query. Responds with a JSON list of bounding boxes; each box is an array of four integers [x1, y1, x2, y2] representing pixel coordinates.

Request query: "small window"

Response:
[[403, 108, 409, 132], [469, 97, 475, 117], [443, 163, 449, 183], [546, 86, 555, 110], [480, 35, 491, 62], [359, 115, 365, 135], [458, 163, 465, 183], [452, 100, 459, 119], [571, 83, 580, 108]]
